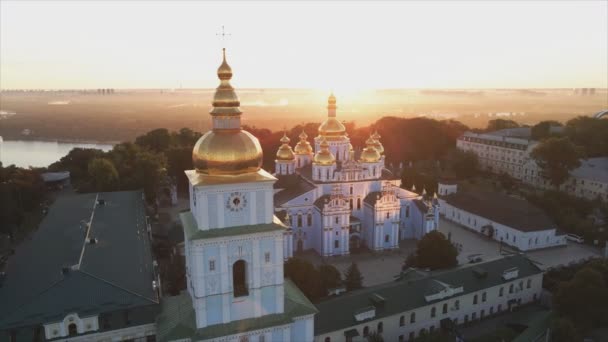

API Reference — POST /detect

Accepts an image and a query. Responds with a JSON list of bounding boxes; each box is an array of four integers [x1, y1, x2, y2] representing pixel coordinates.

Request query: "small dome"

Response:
[[360, 146, 381, 163], [295, 130, 313, 154], [193, 130, 263, 175], [313, 138, 336, 165], [371, 130, 384, 154], [276, 133, 295, 161]]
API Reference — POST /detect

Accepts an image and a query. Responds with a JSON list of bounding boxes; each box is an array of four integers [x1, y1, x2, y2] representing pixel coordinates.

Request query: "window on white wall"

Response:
[[209, 260, 215, 271], [264, 252, 270, 263]]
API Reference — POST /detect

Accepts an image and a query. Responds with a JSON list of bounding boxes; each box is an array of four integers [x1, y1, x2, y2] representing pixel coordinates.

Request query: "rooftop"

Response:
[[273, 174, 317, 207], [442, 191, 555, 232], [0, 191, 158, 329], [571, 157, 608, 184], [180, 211, 286, 241], [156, 279, 318, 341], [314, 255, 542, 335]]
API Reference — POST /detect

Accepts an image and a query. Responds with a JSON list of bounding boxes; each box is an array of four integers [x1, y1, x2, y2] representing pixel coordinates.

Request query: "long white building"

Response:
[[314, 254, 543, 342]]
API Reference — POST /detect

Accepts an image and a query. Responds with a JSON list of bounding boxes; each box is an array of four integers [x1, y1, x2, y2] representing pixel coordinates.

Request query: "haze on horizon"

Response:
[[1, 1, 607, 92]]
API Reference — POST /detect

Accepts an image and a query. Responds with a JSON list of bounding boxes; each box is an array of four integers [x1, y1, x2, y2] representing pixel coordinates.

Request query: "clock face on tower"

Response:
[[226, 192, 247, 212]]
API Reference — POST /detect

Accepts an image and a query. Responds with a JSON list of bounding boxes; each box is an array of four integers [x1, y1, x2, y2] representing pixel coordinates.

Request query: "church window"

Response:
[[350, 186, 353, 195], [318, 170, 321, 179], [509, 284, 514, 294], [431, 307, 436, 318], [307, 213, 312, 226], [335, 231, 339, 236], [373, 168, 376, 177], [209, 260, 215, 271], [386, 212, 390, 219], [377, 322, 383, 333], [297, 214, 302, 227], [482, 292, 487, 302], [406, 206, 410, 218], [264, 252, 270, 263], [335, 217, 339, 224], [233, 260, 248, 297], [68, 323, 77, 336], [443, 303, 448, 314], [259, 335, 265, 342], [499, 287, 504, 297], [385, 234, 389, 243], [473, 294, 478, 304], [410, 312, 416, 323], [527, 279, 532, 288], [363, 326, 369, 336], [399, 315, 405, 326], [455, 300, 460, 310], [357, 198, 361, 210], [350, 199, 353, 209], [334, 240, 339, 248]]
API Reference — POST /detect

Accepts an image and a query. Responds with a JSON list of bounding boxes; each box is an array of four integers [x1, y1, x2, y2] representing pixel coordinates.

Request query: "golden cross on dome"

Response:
[[216, 25, 231, 46]]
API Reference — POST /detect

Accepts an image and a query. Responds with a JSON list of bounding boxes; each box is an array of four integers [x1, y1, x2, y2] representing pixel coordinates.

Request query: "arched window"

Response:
[[527, 279, 532, 288], [473, 294, 478, 304], [68, 323, 77, 336], [442, 303, 448, 314], [454, 300, 460, 310], [431, 307, 436, 318], [297, 214, 302, 227], [377, 321, 383, 333], [324, 337, 330, 342], [399, 315, 405, 326], [357, 198, 361, 210], [410, 312, 416, 323], [233, 260, 248, 297], [509, 284, 514, 294], [350, 186, 353, 195], [499, 287, 504, 297], [307, 213, 312, 226], [482, 292, 487, 302], [350, 199, 353, 209], [363, 326, 369, 336]]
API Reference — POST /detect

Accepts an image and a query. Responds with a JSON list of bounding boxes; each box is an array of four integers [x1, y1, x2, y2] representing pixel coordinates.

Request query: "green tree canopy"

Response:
[[550, 318, 581, 342], [531, 137, 581, 187], [284, 258, 321, 300], [448, 149, 479, 179], [531, 120, 562, 140], [87, 157, 119, 192], [485, 119, 519, 132], [135, 128, 172, 153], [318, 264, 342, 292], [564, 116, 608, 157], [411, 231, 458, 270], [554, 267, 608, 332], [344, 262, 364, 291]]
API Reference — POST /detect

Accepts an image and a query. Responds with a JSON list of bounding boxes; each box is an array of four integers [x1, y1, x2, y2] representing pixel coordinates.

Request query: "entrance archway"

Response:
[[296, 239, 303, 252], [233, 260, 248, 297], [68, 323, 77, 336]]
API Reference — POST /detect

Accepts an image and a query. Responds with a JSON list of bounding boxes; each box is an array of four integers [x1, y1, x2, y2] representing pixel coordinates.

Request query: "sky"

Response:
[[1, 1, 607, 91]]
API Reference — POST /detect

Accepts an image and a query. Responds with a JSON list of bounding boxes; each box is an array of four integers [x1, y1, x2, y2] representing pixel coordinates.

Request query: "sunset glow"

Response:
[[1, 1, 607, 90]]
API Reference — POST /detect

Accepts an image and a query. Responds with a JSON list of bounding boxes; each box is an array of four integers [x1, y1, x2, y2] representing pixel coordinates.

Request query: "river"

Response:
[[0, 138, 114, 168]]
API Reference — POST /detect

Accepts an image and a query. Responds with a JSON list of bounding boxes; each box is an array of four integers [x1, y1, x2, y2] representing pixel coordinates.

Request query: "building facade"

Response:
[[273, 95, 439, 257], [314, 255, 544, 342], [156, 49, 317, 342]]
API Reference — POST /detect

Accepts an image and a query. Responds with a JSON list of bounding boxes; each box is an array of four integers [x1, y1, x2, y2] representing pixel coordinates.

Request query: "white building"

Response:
[[272, 95, 439, 257], [314, 255, 544, 342], [156, 49, 317, 342], [456, 130, 537, 180], [437, 183, 566, 251], [523, 157, 608, 201]]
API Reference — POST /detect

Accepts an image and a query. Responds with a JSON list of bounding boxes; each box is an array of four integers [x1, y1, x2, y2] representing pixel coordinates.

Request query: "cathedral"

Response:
[[273, 94, 440, 258], [156, 48, 439, 342]]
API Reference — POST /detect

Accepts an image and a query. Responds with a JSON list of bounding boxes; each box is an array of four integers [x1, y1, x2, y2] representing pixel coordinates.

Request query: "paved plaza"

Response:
[[296, 217, 604, 287]]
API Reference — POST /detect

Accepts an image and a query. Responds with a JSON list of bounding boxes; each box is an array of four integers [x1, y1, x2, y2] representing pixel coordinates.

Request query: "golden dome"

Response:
[[276, 133, 295, 161], [360, 135, 381, 163], [294, 131, 313, 154], [193, 48, 263, 175], [319, 93, 346, 138], [193, 130, 263, 175], [371, 130, 384, 154], [313, 138, 336, 165]]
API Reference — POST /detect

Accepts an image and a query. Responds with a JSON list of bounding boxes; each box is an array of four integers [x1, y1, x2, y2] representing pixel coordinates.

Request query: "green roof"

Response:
[[314, 255, 542, 335], [156, 279, 317, 342], [0, 191, 158, 330], [180, 211, 285, 240]]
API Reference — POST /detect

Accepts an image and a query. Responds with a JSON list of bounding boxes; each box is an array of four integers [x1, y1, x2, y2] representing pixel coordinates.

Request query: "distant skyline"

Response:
[[1, 1, 607, 92]]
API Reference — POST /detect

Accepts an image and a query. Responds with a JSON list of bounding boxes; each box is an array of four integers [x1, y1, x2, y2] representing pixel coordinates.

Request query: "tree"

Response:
[[531, 120, 562, 140], [531, 137, 581, 188], [344, 262, 363, 291], [564, 116, 608, 157], [87, 158, 119, 191], [411, 231, 458, 270], [135, 128, 171, 153], [485, 119, 519, 132], [550, 318, 581, 342], [284, 258, 321, 300], [449, 149, 479, 179], [319, 264, 342, 292], [132, 151, 167, 203], [554, 267, 608, 332]]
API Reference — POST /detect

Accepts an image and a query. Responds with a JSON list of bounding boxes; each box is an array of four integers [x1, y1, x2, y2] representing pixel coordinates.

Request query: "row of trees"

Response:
[[546, 259, 608, 341]]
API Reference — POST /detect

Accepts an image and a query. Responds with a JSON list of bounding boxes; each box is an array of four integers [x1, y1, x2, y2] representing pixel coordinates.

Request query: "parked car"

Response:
[[566, 234, 584, 243]]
